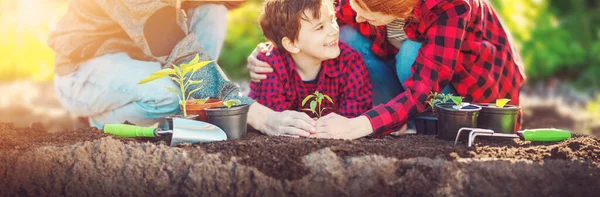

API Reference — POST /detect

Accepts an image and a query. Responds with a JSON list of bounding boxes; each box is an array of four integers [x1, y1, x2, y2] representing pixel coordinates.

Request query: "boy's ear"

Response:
[[281, 37, 300, 54]]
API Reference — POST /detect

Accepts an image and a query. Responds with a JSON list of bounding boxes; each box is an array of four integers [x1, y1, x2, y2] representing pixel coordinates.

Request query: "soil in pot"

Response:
[[477, 103, 520, 134], [436, 103, 482, 141], [414, 108, 438, 135], [205, 104, 250, 140], [181, 98, 223, 122]]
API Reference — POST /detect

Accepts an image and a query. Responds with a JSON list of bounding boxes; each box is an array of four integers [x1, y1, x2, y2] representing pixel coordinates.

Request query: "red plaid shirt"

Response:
[[336, 0, 526, 135], [249, 41, 373, 118]]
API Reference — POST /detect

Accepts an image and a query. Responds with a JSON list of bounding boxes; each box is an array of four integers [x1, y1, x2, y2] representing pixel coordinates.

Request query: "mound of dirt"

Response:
[[0, 122, 599, 196]]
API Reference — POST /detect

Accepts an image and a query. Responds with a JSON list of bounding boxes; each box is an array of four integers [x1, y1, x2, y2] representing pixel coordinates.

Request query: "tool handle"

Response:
[[520, 128, 571, 142], [103, 124, 157, 137]]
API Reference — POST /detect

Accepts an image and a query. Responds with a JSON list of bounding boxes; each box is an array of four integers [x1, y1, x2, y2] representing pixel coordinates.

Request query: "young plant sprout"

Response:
[[426, 92, 452, 113], [137, 54, 214, 116], [450, 95, 470, 109], [194, 97, 210, 104], [302, 91, 333, 118], [223, 99, 241, 109]]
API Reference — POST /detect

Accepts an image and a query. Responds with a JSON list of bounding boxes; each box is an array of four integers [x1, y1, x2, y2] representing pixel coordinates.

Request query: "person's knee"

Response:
[[190, 4, 227, 22]]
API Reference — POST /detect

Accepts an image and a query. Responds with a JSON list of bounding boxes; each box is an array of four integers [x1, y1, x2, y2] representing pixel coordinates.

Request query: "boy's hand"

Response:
[[263, 110, 316, 137], [247, 42, 275, 82], [311, 113, 374, 140]]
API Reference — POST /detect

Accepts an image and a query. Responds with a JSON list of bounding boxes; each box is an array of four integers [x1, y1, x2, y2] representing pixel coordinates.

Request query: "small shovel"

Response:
[[103, 118, 227, 146], [455, 128, 572, 147]]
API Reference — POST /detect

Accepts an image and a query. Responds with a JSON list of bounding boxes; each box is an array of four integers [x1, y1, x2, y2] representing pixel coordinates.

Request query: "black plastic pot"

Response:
[[205, 104, 250, 140], [165, 114, 199, 130], [414, 108, 438, 135], [436, 103, 482, 141], [477, 103, 520, 134]]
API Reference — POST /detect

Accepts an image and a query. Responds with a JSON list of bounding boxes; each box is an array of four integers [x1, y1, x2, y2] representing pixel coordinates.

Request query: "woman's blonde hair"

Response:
[[353, 0, 418, 19]]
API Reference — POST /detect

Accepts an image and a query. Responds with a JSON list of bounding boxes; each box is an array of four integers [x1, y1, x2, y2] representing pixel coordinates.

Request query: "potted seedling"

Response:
[[137, 54, 220, 128], [414, 92, 452, 135], [435, 95, 482, 141], [183, 97, 224, 122], [205, 99, 250, 140], [302, 91, 334, 118], [476, 98, 520, 134]]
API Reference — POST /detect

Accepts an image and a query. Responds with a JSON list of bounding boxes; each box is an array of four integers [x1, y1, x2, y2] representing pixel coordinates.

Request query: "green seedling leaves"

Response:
[[136, 53, 213, 116], [224, 99, 241, 108], [302, 91, 334, 118]]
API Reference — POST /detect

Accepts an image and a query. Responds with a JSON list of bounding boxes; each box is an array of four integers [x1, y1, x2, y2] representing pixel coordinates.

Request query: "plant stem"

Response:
[[179, 78, 187, 116]]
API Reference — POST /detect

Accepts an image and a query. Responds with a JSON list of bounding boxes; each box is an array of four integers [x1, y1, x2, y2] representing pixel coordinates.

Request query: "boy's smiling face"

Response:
[[284, 2, 340, 61]]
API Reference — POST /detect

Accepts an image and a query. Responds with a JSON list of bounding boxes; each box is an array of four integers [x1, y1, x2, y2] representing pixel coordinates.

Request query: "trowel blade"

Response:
[[169, 118, 227, 147]]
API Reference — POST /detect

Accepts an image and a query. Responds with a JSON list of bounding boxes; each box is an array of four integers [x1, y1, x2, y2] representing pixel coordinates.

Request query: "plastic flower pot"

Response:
[[165, 114, 199, 130], [477, 103, 520, 134], [181, 98, 223, 122], [414, 108, 438, 135], [435, 103, 482, 141], [205, 104, 250, 140]]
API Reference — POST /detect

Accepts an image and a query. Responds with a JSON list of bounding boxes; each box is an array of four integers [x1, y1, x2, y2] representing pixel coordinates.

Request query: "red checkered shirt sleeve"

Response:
[[248, 52, 292, 112], [338, 48, 373, 117], [364, 1, 471, 135], [334, 0, 398, 59]]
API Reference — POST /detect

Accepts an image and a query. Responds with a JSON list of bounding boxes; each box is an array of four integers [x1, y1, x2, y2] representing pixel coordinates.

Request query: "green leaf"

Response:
[[224, 99, 241, 108], [191, 60, 215, 73], [164, 86, 180, 95], [194, 97, 210, 104], [189, 80, 203, 85], [137, 70, 173, 84], [323, 95, 333, 104], [189, 54, 200, 66], [310, 100, 317, 114], [302, 95, 314, 107], [186, 87, 203, 100], [315, 91, 324, 100], [174, 65, 183, 77], [450, 96, 463, 106]]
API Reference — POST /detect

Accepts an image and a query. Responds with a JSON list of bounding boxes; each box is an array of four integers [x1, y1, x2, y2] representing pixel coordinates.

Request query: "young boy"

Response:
[[249, 0, 372, 118]]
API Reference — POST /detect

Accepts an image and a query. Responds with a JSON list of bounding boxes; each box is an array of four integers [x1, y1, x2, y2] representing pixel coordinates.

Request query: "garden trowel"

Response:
[[103, 118, 227, 146], [454, 128, 572, 147]]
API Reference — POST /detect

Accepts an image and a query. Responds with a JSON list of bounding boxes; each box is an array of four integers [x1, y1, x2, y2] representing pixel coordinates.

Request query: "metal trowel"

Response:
[[103, 118, 227, 146]]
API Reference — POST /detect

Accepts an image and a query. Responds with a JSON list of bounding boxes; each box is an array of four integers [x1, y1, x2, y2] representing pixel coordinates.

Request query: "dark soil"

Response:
[[0, 122, 109, 150], [0, 106, 599, 196]]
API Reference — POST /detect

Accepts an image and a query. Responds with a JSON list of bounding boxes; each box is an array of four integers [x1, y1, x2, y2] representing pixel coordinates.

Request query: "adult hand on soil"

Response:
[[263, 110, 316, 137], [311, 113, 373, 140], [247, 42, 275, 82]]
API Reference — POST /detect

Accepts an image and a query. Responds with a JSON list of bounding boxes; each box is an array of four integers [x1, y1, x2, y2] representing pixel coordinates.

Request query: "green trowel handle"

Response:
[[103, 124, 157, 137], [520, 128, 571, 142]]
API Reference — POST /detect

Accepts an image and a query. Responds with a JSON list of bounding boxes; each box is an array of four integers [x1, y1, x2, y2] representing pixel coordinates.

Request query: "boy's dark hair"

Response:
[[259, 0, 333, 48]]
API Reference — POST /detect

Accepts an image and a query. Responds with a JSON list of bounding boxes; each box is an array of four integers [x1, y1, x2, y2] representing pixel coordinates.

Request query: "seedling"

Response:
[[302, 91, 333, 118], [137, 54, 214, 116], [194, 97, 211, 104], [223, 99, 241, 109], [426, 92, 453, 113], [450, 95, 470, 109]]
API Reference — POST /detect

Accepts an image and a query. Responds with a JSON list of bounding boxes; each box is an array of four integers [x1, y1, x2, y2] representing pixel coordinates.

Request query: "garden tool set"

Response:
[[454, 128, 572, 147], [103, 118, 227, 146]]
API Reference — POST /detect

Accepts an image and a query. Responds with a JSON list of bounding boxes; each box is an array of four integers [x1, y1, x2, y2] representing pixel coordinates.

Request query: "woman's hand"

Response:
[[311, 113, 374, 140], [246, 42, 275, 82]]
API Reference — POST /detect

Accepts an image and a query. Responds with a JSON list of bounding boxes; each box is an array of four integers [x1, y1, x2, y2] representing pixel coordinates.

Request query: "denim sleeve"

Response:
[[186, 62, 255, 105]]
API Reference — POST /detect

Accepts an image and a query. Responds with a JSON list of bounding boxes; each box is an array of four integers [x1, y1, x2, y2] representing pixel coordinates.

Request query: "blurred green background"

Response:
[[220, 0, 600, 90]]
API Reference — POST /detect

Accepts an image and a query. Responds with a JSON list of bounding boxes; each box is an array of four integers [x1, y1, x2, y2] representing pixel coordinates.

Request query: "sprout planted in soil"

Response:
[[194, 97, 210, 104], [137, 54, 214, 116], [223, 99, 241, 109], [302, 91, 333, 118]]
